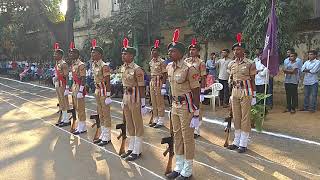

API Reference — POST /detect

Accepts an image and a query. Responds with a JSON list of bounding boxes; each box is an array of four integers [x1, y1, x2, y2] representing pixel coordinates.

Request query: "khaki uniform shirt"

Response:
[[149, 57, 167, 76], [167, 59, 200, 97], [185, 57, 206, 77], [55, 59, 68, 87], [121, 62, 145, 87], [92, 59, 110, 84], [71, 59, 86, 94], [229, 58, 256, 81]]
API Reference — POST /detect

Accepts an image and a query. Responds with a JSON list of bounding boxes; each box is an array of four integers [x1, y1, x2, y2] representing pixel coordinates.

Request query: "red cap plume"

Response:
[[69, 42, 75, 50], [54, 43, 59, 50], [172, 29, 180, 43], [123, 38, 129, 49], [236, 33, 242, 45], [191, 38, 197, 46], [91, 39, 97, 48], [154, 39, 160, 48]]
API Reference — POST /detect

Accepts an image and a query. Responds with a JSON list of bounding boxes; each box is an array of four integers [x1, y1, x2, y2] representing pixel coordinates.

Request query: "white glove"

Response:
[[105, 97, 112, 105], [161, 84, 166, 95], [251, 91, 257, 105], [52, 76, 57, 83], [77, 92, 83, 98], [141, 106, 148, 115], [251, 97, 256, 105], [64, 86, 69, 96], [121, 101, 124, 109], [141, 98, 147, 115], [77, 85, 84, 98], [54, 82, 59, 88], [190, 116, 200, 128], [200, 88, 205, 102]]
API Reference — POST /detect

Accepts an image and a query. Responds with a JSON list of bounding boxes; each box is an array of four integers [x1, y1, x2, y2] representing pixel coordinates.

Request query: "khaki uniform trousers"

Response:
[[71, 84, 86, 122], [56, 86, 69, 111], [172, 102, 195, 160], [231, 88, 252, 133], [123, 98, 144, 137], [95, 91, 111, 128], [150, 85, 165, 117]]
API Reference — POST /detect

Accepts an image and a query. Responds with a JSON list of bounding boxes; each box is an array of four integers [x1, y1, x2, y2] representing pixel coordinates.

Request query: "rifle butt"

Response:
[[223, 130, 230, 147], [93, 127, 101, 141], [118, 139, 126, 155], [164, 155, 173, 175]]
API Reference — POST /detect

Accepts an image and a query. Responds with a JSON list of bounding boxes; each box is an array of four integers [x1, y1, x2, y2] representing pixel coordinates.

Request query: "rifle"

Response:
[[55, 103, 62, 126], [116, 112, 126, 155], [90, 114, 100, 141], [148, 109, 153, 126], [161, 111, 174, 175], [68, 108, 77, 132], [223, 108, 232, 147]]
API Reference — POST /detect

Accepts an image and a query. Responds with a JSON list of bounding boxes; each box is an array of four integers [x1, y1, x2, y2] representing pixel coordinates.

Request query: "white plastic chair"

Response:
[[204, 82, 223, 111]]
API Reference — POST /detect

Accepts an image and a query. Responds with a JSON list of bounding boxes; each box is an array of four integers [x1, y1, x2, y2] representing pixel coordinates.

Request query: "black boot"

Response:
[[58, 122, 71, 127], [176, 175, 192, 180], [97, 140, 111, 146], [125, 153, 141, 161], [93, 139, 101, 144], [165, 171, 180, 179], [149, 123, 156, 127], [237, 146, 247, 153], [227, 144, 238, 150], [120, 150, 132, 159]]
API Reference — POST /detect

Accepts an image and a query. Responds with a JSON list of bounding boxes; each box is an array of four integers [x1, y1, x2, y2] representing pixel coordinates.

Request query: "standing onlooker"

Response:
[[206, 52, 217, 79], [216, 49, 232, 108], [301, 50, 320, 113], [254, 48, 269, 99], [283, 52, 299, 114], [284, 48, 303, 74]]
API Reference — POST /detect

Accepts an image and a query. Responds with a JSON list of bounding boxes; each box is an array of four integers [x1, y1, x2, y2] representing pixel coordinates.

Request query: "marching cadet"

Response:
[[185, 38, 206, 138], [227, 33, 256, 153], [149, 39, 167, 128], [91, 39, 113, 146], [68, 42, 87, 135], [120, 38, 147, 161], [166, 29, 200, 180], [53, 43, 70, 127]]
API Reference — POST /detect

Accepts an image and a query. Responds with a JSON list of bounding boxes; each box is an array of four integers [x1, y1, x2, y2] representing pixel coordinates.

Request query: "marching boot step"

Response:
[[93, 139, 101, 144], [165, 171, 180, 179], [125, 153, 141, 161], [153, 124, 163, 128], [72, 130, 87, 135], [227, 144, 239, 150], [176, 175, 192, 180], [58, 122, 71, 127], [97, 140, 111, 146], [149, 123, 156, 127], [121, 150, 132, 159], [237, 146, 247, 153], [194, 134, 200, 139]]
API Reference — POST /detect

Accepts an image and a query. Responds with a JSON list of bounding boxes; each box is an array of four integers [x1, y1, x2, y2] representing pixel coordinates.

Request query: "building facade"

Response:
[[73, 0, 120, 49]]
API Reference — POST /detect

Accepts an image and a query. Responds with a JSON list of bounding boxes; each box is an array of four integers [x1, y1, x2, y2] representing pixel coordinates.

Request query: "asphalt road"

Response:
[[0, 77, 319, 180]]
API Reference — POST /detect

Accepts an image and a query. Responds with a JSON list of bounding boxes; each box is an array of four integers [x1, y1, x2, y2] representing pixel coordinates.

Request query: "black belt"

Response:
[[172, 96, 186, 103]]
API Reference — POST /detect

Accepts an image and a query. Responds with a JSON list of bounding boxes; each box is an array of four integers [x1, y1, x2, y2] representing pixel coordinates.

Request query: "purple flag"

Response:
[[261, 0, 279, 76]]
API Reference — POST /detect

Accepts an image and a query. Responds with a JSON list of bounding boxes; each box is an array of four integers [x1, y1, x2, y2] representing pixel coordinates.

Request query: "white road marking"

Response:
[[1, 79, 320, 177], [1, 76, 319, 147], [0, 85, 245, 179], [0, 92, 167, 180]]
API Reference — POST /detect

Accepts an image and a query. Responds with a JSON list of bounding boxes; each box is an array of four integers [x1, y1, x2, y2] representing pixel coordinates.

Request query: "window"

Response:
[[92, 0, 100, 17], [93, 0, 99, 11], [74, 1, 80, 22], [112, 0, 120, 12]]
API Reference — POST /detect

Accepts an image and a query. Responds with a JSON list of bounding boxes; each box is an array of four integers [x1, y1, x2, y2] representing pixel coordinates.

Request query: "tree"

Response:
[[95, 0, 166, 67], [242, 0, 312, 57], [177, 0, 246, 40]]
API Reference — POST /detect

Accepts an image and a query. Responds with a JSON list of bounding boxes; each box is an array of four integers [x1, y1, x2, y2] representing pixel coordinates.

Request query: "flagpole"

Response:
[[262, 49, 270, 126]]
